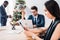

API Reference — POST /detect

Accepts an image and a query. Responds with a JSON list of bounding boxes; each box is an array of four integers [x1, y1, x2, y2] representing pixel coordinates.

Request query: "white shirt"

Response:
[[2, 5, 5, 9], [33, 15, 38, 21]]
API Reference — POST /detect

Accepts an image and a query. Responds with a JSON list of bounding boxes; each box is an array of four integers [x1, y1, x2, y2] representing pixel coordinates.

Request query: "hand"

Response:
[[24, 30, 34, 37], [23, 27, 29, 31], [24, 30, 42, 40], [33, 25, 37, 28]]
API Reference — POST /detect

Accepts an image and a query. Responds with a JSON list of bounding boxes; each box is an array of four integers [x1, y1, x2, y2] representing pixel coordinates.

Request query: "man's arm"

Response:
[[36, 15, 45, 27], [0, 7, 1, 23], [28, 15, 32, 19], [28, 27, 48, 34]]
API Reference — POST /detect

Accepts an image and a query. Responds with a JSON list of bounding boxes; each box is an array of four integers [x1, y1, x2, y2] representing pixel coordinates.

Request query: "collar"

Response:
[[2, 5, 5, 8], [33, 14, 38, 19]]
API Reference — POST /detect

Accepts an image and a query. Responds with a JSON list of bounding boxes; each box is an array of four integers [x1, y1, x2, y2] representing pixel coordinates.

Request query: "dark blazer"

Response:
[[28, 14, 45, 27], [0, 5, 8, 26]]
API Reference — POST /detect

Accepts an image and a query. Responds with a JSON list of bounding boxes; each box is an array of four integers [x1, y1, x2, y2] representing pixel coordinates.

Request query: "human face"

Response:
[[3, 3, 8, 8], [31, 9, 38, 16], [44, 7, 54, 19]]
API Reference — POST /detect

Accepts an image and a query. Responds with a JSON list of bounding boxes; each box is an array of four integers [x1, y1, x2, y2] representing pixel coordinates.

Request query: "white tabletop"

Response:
[[0, 25, 27, 40]]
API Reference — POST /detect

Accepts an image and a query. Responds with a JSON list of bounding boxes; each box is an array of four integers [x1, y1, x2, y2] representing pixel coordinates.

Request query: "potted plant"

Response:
[[13, 0, 26, 21]]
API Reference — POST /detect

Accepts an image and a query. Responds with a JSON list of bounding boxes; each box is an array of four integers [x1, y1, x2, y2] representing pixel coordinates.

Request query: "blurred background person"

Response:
[[28, 6, 45, 28], [0, 1, 11, 26]]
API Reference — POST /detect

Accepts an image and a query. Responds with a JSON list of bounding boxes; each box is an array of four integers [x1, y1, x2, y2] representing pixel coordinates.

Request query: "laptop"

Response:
[[20, 20, 33, 29]]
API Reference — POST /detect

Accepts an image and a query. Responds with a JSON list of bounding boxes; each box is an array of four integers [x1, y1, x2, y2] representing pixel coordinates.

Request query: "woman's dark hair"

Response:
[[45, 0, 60, 18]]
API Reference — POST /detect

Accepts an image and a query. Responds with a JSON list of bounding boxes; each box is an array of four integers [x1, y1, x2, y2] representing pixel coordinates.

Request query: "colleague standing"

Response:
[[0, 1, 11, 26]]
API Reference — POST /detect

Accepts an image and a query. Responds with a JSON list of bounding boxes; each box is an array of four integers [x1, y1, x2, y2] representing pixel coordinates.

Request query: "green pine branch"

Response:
[[16, 0, 25, 3]]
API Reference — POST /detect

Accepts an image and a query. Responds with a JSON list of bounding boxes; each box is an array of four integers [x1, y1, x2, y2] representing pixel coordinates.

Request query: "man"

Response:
[[28, 6, 45, 28], [0, 1, 11, 26]]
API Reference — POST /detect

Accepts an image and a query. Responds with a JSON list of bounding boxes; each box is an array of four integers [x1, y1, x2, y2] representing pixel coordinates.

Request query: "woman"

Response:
[[24, 0, 60, 40]]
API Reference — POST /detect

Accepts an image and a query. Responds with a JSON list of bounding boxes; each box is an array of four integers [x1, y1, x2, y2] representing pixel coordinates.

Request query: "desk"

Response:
[[0, 25, 27, 40]]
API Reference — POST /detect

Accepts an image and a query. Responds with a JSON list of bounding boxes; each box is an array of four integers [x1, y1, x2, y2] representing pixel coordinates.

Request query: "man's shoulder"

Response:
[[0, 6, 1, 8], [29, 15, 33, 17], [28, 15, 33, 19], [38, 14, 44, 17], [0, 5, 2, 7], [0, 6, 2, 10], [0, 5, 3, 9]]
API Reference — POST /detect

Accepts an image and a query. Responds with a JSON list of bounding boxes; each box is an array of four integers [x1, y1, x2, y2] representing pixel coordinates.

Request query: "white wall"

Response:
[[0, 0, 5, 6]]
